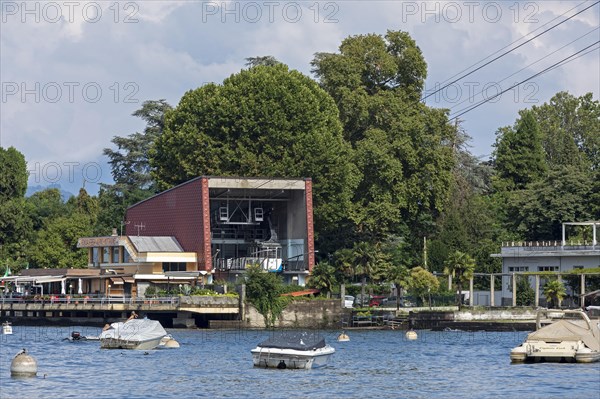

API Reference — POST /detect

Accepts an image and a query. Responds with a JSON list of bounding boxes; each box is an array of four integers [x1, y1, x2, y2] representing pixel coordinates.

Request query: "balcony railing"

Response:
[[501, 241, 598, 251]]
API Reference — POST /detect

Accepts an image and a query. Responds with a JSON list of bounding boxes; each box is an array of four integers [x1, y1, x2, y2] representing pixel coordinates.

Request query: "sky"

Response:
[[1, 0, 599, 196]]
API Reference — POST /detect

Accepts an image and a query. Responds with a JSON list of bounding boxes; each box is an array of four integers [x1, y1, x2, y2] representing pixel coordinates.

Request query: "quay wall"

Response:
[[244, 300, 345, 329]]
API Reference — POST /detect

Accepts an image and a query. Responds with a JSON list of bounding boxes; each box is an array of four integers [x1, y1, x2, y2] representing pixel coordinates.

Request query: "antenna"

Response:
[[134, 222, 146, 236], [120, 220, 131, 236]]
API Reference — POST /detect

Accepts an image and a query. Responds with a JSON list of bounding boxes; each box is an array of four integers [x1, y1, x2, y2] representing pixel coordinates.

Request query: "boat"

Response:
[[66, 331, 99, 342], [251, 331, 335, 369], [99, 318, 168, 350], [510, 309, 600, 363], [2, 321, 13, 335]]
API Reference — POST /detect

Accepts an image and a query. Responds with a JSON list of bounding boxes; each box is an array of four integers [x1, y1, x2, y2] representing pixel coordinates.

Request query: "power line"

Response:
[[449, 41, 600, 120], [422, 0, 600, 101], [446, 27, 600, 112], [433, 0, 591, 88]]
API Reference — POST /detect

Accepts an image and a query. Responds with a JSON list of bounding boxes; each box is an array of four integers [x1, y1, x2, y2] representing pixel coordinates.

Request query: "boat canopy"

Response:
[[527, 319, 600, 352], [258, 332, 326, 351], [100, 319, 167, 342]]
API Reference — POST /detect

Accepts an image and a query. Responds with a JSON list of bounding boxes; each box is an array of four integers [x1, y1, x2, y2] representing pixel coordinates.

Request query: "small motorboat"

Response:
[[66, 331, 99, 342], [251, 331, 335, 369], [510, 309, 600, 363], [2, 321, 13, 335], [100, 318, 168, 350]]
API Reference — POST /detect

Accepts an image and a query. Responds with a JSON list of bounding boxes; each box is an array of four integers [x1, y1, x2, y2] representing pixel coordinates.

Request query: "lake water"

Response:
[[1, 326, 599, 399]]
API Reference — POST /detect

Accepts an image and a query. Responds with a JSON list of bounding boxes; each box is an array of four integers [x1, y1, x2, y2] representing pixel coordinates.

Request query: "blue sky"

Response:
[[1, 1, 598, 196]]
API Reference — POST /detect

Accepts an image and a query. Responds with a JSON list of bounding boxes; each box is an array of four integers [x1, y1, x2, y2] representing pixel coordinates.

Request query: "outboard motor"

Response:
[[71, 331, 81, 340]]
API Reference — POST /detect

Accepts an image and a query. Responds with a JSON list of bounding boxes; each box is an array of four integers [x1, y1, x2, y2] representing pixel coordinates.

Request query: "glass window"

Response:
[[102, 247, 110, 263], [112, 247, 120, 263], [92, 248, 99, 265], [123, 249, 130, 263], [162, 262, 187, 272]]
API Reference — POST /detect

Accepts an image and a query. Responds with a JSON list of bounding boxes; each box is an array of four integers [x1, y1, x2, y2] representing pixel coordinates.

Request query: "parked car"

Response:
[[386, 296, 414, 307], [354, 294, 371, 307], [343, 295, 355, 308], [369, 295, 388, 307]]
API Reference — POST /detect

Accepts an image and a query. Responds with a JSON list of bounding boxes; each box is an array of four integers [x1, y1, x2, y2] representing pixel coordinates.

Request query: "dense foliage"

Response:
[[0, 28, 597, 301]]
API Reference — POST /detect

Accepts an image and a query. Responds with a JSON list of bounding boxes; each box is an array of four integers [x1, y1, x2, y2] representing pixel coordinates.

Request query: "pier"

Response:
[[0, 295, 240, 328]]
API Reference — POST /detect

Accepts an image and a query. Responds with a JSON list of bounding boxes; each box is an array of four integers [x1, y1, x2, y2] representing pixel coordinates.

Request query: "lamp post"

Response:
[[107, 284, 111, 302]]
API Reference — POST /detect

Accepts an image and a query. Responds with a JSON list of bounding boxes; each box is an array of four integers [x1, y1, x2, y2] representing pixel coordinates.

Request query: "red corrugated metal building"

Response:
[[125, 176, 315, 285]]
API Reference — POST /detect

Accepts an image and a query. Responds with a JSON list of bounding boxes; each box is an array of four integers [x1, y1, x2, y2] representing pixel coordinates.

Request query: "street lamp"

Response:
[[107, 284, 111, 302]]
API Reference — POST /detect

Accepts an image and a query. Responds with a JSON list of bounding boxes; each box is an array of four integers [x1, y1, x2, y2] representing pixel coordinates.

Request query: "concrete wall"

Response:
[[244, 300, 344, 329], [454, 308, 539, 321]]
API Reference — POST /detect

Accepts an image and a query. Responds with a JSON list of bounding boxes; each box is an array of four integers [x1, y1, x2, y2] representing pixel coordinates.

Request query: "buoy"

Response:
[[337, 332, 350, 342], [163, 339, 180, 348], [11, 348, 38, 378], [406, 330, 418, 340]]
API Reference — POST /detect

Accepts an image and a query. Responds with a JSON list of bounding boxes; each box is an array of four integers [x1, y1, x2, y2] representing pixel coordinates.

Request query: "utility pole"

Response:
[[423, 236, 428, 270]]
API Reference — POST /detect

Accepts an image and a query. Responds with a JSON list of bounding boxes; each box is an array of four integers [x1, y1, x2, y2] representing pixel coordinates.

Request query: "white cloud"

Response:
[[1, 0, 598, 193]]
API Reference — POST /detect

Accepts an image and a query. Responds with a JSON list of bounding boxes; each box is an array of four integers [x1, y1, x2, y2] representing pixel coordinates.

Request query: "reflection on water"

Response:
[[1, 327, 599, 399]]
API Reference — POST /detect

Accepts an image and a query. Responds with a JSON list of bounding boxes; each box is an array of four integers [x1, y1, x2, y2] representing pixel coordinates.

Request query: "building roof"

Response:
[[128, 236, 184, 253]]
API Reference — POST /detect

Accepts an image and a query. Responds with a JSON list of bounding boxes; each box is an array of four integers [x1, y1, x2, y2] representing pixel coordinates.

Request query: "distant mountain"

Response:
[[26, 184, 74, 201]]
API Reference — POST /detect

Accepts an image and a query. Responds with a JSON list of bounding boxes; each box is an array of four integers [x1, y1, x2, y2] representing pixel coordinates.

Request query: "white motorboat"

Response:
[[2, 321, 13, 335], [100, 318, 168, 350], [251, 331, 335, 369], [510, 309, 600, 363]]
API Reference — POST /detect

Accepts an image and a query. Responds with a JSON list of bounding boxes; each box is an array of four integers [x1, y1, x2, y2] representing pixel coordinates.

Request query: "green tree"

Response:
[[516, 276, 535, 306], [543, 279, 566, 308], [245, 56, 281, 67], [409, 266, 439, 307], [27, 213, 92, 269], [443, 250, 476, 307], [0, 146, 28, 201], [307, 261, 337, 298], [494, 110, 547, 190], [245, 265, 290, 328], [312, 30, 455, 252], [529, 92, 599, 171], [98, 100, 172, 234], [506, 166, 592, 240], [151, 64, 357, 248]]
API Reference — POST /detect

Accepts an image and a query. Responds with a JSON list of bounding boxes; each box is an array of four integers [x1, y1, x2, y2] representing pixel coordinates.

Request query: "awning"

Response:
[[110, 277, 124, 285], [34, 276, 67, 284], [282, 289, 320, 297], [122, 277, 135, 284]]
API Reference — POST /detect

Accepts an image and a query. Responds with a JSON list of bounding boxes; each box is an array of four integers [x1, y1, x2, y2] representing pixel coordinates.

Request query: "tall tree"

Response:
[[312, 30, 455, 253], [98, 100, 172, 234], [529, 91, 599, 171], [494, 110, 547, 190], [151, 64, 357, 246], [443, 250, 475, 307]]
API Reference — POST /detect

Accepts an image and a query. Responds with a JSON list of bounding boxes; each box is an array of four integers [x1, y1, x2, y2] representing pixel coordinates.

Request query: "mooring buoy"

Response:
[[11, 348, 38, 378], [406, 330, 418, 340]]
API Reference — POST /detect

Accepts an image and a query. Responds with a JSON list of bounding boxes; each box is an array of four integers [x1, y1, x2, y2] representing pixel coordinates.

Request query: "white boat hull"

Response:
[[100, 337, 163, 350], [251, 346, 335, 369], [510, 341, 600, 363], [511, 309, 600, 364]]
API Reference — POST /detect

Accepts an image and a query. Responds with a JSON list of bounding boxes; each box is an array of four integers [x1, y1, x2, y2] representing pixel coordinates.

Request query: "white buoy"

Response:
[[337, 332, 350, 342], [11, 348, 38, 378], [406, 330, 418, 340]]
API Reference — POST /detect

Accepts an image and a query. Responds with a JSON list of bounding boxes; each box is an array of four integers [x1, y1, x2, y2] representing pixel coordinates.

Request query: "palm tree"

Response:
[[389, 264, 411, 310], [443, 250, 476, 307], [308, 262, 337, 298], [543, 279, 566, 308]]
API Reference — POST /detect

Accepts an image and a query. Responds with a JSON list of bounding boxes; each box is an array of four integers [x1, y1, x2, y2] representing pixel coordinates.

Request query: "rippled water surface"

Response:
[[1, 326, 599, 399]]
